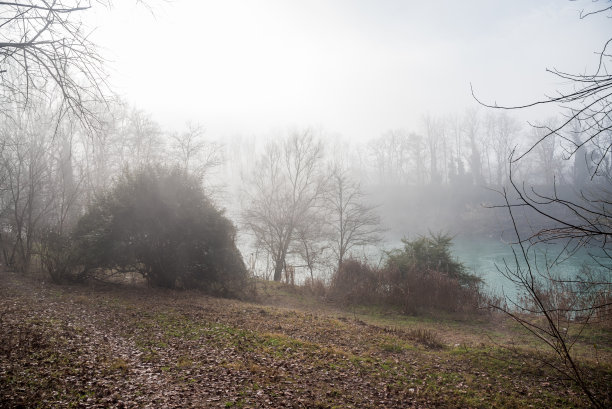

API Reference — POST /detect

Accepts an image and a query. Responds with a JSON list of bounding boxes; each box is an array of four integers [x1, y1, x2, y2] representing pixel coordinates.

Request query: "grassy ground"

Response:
[[1, 272, 611, 408]]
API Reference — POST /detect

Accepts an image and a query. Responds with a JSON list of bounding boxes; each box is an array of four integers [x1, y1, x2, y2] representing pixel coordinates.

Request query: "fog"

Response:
[[1, 0, 611, 287], [89, 0, 610, 140], [3, 2, 612, 406]]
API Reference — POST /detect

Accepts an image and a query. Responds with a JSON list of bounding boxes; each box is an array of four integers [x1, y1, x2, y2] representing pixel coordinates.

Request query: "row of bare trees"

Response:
[[241, 131, 383, 283], [368, 110, 592, 189], [0, 99, 223, 274], [222, 106, 596, 282]]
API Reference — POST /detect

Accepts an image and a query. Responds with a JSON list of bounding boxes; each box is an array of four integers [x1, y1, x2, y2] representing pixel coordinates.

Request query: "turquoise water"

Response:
[[450, 235, 610, 300]]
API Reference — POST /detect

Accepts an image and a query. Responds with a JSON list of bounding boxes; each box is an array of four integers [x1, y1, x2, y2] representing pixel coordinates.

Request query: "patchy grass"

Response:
[[1, 271, 611, 408]]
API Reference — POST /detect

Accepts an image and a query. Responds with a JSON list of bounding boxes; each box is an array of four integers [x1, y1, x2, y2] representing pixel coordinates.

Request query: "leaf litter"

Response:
[[1, 272, 610, 408]]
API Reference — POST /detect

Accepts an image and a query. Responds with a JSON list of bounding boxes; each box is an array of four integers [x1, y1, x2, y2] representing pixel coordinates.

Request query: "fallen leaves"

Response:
[[0, 272, 610, 408]]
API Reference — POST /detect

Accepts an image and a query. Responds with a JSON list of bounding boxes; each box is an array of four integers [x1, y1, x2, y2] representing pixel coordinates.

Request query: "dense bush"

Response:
[[329, 259, 379, 305], [302, 277, 327, 298], [58, 166, 247, 294], [330, 234, 484, 314], [40, 228, 82, 283], [383, 233, 482, 313], [386, 233, 479, 287]]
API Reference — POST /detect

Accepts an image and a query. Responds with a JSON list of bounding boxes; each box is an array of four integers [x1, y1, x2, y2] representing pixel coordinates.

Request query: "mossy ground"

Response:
[[1, 272, 610, 408]]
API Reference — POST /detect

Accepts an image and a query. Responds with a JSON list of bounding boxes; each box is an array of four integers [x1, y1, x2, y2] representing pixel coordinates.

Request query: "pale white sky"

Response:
[[90, 0, 611, 141]]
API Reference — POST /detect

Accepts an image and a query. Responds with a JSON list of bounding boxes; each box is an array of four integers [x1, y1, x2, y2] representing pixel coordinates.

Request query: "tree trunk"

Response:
[[273, 260, 283, 281]]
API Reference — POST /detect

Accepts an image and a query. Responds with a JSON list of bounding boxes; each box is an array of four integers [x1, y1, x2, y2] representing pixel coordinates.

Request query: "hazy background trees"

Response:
[[0, 1, 604, 289], [0, 0, 595, 285], [0, 107, 55, 272], [0, 88, 593, 284]]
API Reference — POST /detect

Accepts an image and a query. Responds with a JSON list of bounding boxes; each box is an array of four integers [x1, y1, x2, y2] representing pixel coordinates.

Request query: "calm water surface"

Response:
[[451, 235, 610, 300]]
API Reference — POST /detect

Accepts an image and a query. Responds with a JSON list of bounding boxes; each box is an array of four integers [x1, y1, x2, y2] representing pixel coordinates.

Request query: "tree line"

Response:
[[2, 97, 604, 284], [0, 101, 223, 277], [367, 110, 602, 189]]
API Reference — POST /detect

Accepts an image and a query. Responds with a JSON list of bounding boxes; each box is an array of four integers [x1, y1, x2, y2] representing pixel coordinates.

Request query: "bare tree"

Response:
[[463, 107, 484, 185], [530, 118, 564, 185], [0, 108, 55, 272], [473, 7, 612, 250], [490, 112, 521, 187], [326, 165, 383, 272], [292, 209, 328, 282], [124, 109, 163, 167], [496, 182, 610, 409], [78, 104, 124, 200], [242, 130, 326, 282], [481, 112, 496, 185], [473, 2, 612, 406], [422, 114, 443, 184], [170, 124, 222, 175], [569, 118, 591, 188], [406, 131, 427, 185], [46, 118, 82, 234], [0, 1, 112, 127], [169, 123, 224, 198], [74, 102, 164, 202], [368, 130, 411, 185]]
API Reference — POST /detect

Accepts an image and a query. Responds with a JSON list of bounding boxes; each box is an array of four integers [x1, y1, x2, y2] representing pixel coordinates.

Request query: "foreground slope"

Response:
[[1, 272, 610, 408]]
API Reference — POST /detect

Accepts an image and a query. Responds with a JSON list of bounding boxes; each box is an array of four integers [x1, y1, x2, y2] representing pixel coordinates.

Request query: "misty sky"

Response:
[[90, 0, 611, 141]]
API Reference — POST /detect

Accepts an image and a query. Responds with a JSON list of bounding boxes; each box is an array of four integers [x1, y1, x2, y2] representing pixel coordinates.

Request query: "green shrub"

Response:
[[383, 233, 482, 313], [386, 233, 479, 287], [72, 166, 247, 294]]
